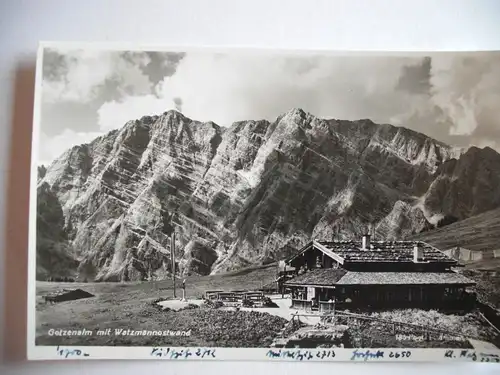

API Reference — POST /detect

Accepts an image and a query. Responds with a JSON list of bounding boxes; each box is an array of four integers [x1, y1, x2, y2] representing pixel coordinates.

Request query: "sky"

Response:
[[38, 47, 500, 166]]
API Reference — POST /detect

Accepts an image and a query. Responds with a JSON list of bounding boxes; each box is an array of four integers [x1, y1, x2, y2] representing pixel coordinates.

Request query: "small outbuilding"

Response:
[[43, 288, 94, 303]]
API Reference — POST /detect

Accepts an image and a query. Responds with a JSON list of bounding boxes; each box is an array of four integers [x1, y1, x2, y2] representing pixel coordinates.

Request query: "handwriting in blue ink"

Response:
[[479, 353, 500, 363], [56, 346, 90, 358], [388, 350, 411, 359], [266, 349, 335, 361], [150, 347, 216, 359], [445, 349, 500, 363], [445, 349, 477, 361], [460, 350, 477, 361], [350, 349, 385, 361], [315, 349, 335, 359]]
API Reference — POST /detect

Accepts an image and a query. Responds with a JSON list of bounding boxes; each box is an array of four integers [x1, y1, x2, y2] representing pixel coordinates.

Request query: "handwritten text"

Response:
[[266, 349, 335, 361], [350, 349, 411, 361], [445, 350, 500, 363], [150, 347, 216, 359], [56, 346, 90, 358], [350, 349, 385, 361]]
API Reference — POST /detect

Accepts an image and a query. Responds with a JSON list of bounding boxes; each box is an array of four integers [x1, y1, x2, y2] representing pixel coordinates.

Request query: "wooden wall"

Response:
[[288, 283, 474, 311]]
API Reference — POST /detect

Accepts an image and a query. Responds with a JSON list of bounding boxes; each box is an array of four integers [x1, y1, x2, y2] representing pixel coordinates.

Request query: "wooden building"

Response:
[[282, 235, 475, 312]]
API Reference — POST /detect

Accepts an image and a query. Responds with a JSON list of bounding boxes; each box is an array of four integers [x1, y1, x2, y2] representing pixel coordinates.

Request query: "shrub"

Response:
[[335, 309, 497, 347], [180, 309, 288, 347], [262, 297, 279, 308], [213, 300, 224, 309], [179, 303, 200, 311], [242, 299, 254, 307], [282, 319, 306, 337], [203, 299, 224, 309], [436, 214, 459, 228]]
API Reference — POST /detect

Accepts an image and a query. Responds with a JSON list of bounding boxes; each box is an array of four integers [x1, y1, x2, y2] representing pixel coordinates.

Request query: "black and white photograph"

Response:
[[28, 44, 500, 361]]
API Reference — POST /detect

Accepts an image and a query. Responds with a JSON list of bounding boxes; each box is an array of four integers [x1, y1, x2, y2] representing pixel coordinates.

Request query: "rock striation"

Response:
[[37, 109, 500, 280]]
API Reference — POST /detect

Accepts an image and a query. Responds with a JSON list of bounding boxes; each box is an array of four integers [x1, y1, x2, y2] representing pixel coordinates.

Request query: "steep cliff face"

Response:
[[37, 109, 500, 280], [424, 146, 500, 220], [36, 182, 78, 279]]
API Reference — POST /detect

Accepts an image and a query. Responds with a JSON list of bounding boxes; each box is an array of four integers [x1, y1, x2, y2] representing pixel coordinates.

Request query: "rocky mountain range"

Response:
[[36, 108, 500, 281]]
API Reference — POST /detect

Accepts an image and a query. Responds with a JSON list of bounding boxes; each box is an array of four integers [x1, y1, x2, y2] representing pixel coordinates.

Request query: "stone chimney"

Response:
[[362, 233, 371, 250], [413, 243, 423, 262]]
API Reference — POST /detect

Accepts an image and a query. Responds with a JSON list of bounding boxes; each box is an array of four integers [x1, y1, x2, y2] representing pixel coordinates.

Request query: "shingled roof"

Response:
[[314, 240, 456, 264], [284, 269, 348, 287], [336, 271, 475, 286], [284, 270, 475, 287]]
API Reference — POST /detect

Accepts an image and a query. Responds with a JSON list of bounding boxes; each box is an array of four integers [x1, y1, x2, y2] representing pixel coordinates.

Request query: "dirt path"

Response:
[[158, 295, 323, 325], [240, 296, 322, 325], [157, 299, 204, 310]]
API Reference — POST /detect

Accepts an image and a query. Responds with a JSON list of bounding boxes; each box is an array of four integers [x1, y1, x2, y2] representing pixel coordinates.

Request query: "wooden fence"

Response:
[[205, 290, 264, 303], [291, 299, 335, 312], [330, 310, 481, 340], [205, 290, 224, 300], [286, 310, 483, 341]]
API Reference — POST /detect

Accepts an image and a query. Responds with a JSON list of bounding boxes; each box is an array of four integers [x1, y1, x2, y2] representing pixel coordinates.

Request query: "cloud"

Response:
[[38, 129, 105, 167], [157, 53, 416, 125], [39, 49, 186, 163], [42, 49, 500, 165], [173, 97, 183, 112], [42, 48, 153, 104], [97, 95, 173, 132], [396, 56, 432, 95], [97, 53, 421, 129], [393, 52, 500, 150], [430, 53, 500, 138]]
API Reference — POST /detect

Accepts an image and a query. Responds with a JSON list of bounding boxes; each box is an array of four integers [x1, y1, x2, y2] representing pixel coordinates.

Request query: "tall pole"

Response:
[[282, 263, 286, 298], [171, 231, 176, 298]]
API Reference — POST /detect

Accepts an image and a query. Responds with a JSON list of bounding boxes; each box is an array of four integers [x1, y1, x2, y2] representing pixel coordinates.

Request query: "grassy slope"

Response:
[[411, 207, 500, 252], [36, 261, 500, 347], [36, 263, 278, 346], [37, 206, 500, 347], [336, 309, 498, 349], [412, 207, 500, 309]]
